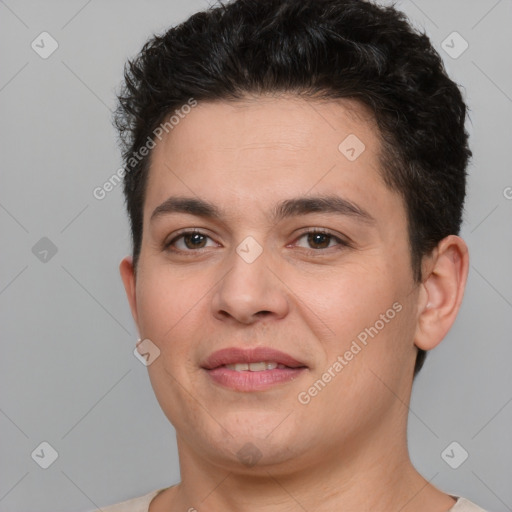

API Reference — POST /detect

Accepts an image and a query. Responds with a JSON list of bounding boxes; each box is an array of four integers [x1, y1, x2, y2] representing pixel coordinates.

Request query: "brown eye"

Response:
[[294, 230, 346, 250], [166, 231, 217, 252], [182, 232, 208, 249], [306, 232, 332, 249]]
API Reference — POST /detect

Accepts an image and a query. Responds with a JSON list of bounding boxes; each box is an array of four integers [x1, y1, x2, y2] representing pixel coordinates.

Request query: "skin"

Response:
[[120, 94, 469, 512]]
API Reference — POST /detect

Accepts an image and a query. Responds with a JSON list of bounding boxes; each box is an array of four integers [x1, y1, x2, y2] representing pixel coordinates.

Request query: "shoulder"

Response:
[[90, 488, 167, 512], [450, 496, 490, 512]]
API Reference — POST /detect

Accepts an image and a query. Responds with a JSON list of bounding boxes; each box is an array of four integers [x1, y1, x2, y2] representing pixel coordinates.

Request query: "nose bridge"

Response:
[[211, 236, 289, 323]]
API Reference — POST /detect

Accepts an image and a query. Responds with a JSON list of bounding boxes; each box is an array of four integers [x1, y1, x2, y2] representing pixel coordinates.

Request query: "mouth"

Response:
[[222, 361, 294, 371], [201, 346, 307, 370], [201, 347, 308, 391]]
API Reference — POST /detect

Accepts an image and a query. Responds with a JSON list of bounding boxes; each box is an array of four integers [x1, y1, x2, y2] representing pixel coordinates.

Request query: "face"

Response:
[[122, 95, 423, 474]]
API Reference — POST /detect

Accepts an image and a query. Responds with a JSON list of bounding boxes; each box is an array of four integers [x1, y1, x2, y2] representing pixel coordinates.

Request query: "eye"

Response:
[[294, 230, 348, 250], [164, 229, 348, 253], [165, 230, 217, 252]]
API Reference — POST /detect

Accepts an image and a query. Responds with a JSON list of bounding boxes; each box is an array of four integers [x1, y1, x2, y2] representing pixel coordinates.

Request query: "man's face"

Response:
[[124, 95, 422, 473]]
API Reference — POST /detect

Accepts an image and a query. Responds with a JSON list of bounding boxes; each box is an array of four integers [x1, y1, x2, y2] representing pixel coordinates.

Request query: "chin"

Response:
[[205, 436, 304, 473]]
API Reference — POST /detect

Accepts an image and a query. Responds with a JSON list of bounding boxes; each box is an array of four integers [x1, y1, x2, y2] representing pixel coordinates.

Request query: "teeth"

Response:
[[226, 363, 249, 371], [224, 361, 280, 371]]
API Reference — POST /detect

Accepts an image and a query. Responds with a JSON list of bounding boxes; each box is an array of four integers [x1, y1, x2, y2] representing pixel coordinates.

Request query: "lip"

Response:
[[201, 347, 307, 370], [201, 347, 308, 392]]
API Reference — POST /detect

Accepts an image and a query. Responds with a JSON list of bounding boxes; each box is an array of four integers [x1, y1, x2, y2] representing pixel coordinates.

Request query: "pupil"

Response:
[[185, 233, 206, 249], [308, 233, 330, 249]]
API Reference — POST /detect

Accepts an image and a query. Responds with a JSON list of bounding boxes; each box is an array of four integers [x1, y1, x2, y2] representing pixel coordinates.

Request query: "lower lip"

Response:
[[204, 367, 307, 391]]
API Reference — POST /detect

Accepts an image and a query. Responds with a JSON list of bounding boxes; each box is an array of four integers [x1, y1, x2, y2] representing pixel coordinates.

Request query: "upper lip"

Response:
[[201, 347, 307, 370]]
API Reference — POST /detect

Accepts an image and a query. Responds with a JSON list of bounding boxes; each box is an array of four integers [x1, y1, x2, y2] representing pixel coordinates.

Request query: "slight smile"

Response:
[[201, 347, 309, 392]]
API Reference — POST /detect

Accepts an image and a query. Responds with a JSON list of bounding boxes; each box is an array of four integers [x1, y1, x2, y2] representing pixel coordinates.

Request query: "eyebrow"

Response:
[[150, 195, 375, 224]]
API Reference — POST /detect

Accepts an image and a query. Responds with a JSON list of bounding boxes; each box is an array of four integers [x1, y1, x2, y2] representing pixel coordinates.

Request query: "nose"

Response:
[[211, 245, 290, 325]]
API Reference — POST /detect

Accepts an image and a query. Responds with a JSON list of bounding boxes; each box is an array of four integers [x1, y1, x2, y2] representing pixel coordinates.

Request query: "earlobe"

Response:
[[414, 235, 469, 351], [119, 256, 139, 332]]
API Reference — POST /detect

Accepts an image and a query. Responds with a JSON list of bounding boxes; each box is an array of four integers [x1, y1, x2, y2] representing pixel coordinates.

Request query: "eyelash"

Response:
[[164, 228, 350, 254]]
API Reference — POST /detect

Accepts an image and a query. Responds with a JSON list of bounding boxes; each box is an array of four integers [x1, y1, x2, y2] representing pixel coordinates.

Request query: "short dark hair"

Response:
[[114, 0, 471, 377]]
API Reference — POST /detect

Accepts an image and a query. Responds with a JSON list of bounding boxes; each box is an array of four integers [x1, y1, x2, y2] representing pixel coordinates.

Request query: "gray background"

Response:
[[0, 1, 511, 511]]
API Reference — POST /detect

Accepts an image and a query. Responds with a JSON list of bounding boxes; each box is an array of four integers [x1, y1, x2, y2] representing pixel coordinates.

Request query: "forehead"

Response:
[[152, 94, 379, 162], [144, 95, 401, 226]]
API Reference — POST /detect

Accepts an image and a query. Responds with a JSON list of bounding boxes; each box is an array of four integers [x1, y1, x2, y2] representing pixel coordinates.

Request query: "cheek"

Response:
[[295, 297, 417, 441], [136, 267, 209, 423], [290, 257, 417, 395], [135, 264, 205, 343], [292, 260, 404, 339]]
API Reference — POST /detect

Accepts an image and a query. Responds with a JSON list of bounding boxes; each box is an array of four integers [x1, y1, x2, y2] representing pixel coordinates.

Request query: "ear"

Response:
[[414, 235, 469, 351], [120, 256, 140, 333]]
